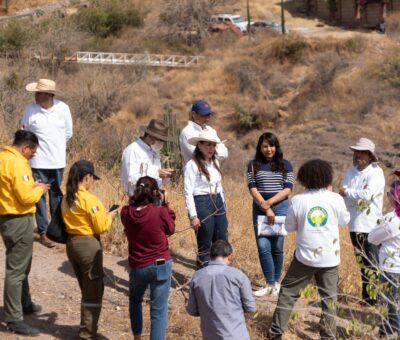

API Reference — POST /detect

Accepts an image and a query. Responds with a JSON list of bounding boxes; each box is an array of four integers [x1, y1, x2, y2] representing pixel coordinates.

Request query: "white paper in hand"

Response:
[[257, 215, 287, 236]]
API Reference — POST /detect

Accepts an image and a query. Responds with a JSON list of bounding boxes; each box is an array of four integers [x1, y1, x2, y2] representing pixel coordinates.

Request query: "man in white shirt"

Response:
[[21, 79, 73, 248], [179, 100, 228, 164], [121, 119, 174, 196], [339, 137, 385, 306]]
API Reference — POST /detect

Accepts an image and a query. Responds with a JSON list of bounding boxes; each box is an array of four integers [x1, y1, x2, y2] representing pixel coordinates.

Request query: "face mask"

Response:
[[152, 140, 164, 152]]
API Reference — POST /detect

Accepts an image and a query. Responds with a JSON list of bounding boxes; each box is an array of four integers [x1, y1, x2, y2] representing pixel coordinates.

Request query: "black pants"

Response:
[[350, 232, 379, 305]]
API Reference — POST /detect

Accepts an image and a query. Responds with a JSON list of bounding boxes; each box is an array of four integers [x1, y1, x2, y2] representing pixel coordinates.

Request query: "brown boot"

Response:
[[40, 233, 56, 248]]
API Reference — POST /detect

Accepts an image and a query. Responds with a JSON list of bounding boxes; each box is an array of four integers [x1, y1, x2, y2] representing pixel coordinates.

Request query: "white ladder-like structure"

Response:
[[75, 52, 205, 68]]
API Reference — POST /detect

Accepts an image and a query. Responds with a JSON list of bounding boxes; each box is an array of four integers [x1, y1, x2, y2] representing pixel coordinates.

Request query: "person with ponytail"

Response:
[[121, 176, 175, 340], [61, 160, 117, 339], [247, 132, 294, 297], [184, 130, 228, 269], [368, 174, 400, 338]]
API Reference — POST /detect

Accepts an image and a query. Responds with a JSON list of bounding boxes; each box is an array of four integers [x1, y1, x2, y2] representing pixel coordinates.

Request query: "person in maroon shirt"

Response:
[[121, 176, 175, 340]]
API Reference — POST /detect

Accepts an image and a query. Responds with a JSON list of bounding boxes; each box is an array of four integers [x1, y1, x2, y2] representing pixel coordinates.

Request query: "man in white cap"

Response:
[[179, 100, 228, 164], [121, 119, 174, 196], [21, 79, 73, 248], [339, 137, 385, 306]]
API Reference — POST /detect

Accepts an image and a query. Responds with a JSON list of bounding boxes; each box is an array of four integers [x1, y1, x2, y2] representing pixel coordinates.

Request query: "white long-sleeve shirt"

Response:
[[184, 159, 224, 218], [21, 99, 73, 169], [368, 211, 400, 273], [285, 189, 350, 268], [121, 138, 162, 195], [179, 121, 228, 164], [342, 164, 385, 233]]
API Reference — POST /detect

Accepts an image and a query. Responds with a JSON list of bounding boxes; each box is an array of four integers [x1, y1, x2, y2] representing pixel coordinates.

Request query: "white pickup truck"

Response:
[[210, 14, 249, 33]]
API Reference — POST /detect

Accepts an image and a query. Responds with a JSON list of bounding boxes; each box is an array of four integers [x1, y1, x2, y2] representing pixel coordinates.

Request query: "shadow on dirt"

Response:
[[0, 307, 82, 339], [58, 260, 129, 295]]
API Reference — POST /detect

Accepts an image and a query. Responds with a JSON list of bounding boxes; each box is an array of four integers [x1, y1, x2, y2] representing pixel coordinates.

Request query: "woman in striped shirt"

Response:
[[247, 132, 294, 297]]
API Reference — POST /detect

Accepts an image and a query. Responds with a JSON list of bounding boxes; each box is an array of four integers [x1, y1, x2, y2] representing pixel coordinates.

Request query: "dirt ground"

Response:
[[0, 234, 383, 340], [0, 237, 134, 339]]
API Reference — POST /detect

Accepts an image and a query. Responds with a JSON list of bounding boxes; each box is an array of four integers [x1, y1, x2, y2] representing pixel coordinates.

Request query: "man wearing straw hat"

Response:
[[339, 137, 385, 306], [180, 100, 228, 164], [21, 79, 73, 248], [121, 119, 175, 196]]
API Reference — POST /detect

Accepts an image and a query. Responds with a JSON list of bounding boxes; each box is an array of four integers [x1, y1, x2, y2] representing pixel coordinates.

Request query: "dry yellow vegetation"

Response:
[[0, 0, 399, 338]]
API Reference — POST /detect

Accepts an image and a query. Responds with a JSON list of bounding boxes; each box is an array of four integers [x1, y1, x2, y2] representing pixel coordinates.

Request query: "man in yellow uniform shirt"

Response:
[[0, 130, 50, 336]]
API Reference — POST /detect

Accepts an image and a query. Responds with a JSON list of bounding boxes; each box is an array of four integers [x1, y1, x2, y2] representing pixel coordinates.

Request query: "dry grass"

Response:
[[90, 172, 368, 338]]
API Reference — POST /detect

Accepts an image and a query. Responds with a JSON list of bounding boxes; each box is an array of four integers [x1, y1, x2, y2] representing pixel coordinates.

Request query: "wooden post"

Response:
[[281, 0, 286, 34]]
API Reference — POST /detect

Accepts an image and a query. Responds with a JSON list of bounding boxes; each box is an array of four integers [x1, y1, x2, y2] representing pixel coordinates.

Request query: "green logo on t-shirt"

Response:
[[307, 207, 328, 227]]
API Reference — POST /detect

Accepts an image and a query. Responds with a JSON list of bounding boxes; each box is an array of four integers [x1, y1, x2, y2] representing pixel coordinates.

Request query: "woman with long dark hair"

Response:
[[248, 132, 294, 297], [184, 130, 228, 269], [121, 176, 175, 340], [61, 160, 117, 339]]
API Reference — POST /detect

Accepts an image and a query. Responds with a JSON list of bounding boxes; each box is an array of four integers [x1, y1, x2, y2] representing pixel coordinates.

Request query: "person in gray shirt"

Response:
[[186, 240, 256, 340]]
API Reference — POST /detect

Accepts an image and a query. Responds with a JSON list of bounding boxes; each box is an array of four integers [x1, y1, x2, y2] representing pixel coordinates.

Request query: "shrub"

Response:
[[334, 36, 365, 54], [159, 0, 225, 47], [225, 60, 262, 97], [370, 55, 400, 89], [74, 2, 144, 37], [233, 104, 262, 131], [313, 52, 348, 87], [0, 21, 32, 53], [270, 34, 311, 63]]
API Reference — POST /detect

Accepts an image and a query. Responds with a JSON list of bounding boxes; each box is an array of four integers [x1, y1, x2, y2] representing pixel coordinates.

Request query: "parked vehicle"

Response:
[[251, 20, 289, 34], [210, 14, 249, 33]]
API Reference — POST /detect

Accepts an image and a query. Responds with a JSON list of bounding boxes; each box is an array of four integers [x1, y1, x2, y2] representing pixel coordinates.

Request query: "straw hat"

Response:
[[188, 130, 226, 146], [350, 137, 378, 162], [140, 119, 172, 142], [26, 79, 57, 94]]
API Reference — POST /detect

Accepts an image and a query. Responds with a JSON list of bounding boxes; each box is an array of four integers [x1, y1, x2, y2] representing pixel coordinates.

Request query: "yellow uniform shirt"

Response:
[[0, 146, 44, 215], [61, 186, 112, 236]]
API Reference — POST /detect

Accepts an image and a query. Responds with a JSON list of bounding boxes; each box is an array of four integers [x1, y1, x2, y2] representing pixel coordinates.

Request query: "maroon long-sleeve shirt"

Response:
[[121, 203, 176, 268]]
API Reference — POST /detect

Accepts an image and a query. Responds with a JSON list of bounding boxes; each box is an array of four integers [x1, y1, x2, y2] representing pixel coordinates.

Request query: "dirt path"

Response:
[[0, 238, 133, 339]]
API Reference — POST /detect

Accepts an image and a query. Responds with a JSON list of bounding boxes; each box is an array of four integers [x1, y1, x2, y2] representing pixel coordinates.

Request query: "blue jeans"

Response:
[[194, 194, 228, 268], [253, 199, 289, 285], [129, 260, 172, 340], [32, 168, 64, 234], [379, 272, 400, 336]]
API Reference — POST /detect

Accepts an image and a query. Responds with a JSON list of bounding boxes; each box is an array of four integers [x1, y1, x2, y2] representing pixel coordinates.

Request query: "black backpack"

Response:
[[46, 198, 68, 244]]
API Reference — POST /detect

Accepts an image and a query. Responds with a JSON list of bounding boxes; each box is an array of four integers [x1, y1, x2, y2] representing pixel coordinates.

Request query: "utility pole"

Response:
[[281, 0, 286, 35], [247, 0, 251, 40]]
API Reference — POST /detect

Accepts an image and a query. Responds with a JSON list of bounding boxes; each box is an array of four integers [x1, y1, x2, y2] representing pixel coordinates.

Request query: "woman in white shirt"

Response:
[[269, 159, 350, 339], [368, 177, 400, 338], [184, 130, 228, 268]]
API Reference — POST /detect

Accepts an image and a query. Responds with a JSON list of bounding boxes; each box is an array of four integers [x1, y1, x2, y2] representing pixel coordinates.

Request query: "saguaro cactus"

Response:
[[162, 105, 183, 182]]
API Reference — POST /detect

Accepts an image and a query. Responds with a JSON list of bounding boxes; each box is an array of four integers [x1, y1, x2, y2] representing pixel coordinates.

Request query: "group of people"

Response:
[[0, 78, 399, 340]]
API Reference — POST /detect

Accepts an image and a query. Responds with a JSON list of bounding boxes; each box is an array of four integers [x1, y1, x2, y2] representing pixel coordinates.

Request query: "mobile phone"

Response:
[[47, 179, 55, 184], [109, 204, 120, 212]]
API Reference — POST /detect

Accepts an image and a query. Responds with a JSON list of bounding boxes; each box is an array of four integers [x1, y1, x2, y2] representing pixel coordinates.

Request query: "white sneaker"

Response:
[[273, 282, 281, 295], [254, 285, 275, 297]]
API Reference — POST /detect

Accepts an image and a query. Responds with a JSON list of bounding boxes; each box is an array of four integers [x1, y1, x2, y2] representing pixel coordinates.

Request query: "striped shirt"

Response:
[[247, 159, 294, 200]]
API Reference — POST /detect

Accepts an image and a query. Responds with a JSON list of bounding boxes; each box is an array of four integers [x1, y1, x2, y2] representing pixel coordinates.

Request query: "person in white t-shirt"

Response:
[[21, 79, 73, 248], [121, 119, 174, 196], [179, 100, 228, 164], [368, 176, 400, 338], [269, 159, 350, 340], [184, 130, 228, 269], [339, 137, 385, 306]]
